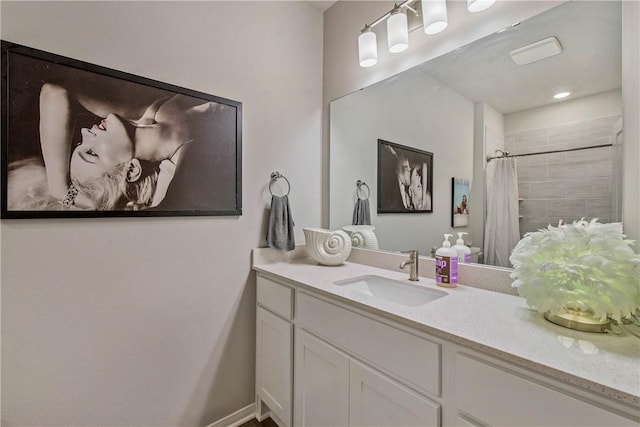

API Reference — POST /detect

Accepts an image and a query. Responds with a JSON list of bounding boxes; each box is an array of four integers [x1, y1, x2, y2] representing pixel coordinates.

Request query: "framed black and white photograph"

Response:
[[377, 139, 433, 213], [452, 177, 470, 227], [1, 41, 242, 219]]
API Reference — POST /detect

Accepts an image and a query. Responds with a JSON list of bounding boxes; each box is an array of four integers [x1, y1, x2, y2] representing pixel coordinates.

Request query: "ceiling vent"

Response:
[[510, 37, 562, 65]]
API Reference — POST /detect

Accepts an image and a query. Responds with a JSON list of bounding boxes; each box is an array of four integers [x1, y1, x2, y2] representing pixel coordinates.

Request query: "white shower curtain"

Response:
[[484, 157, 520, 267]]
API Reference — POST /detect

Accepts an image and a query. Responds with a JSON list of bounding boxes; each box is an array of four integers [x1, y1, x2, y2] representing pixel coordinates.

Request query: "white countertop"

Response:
[[252, 252, 640, 408]]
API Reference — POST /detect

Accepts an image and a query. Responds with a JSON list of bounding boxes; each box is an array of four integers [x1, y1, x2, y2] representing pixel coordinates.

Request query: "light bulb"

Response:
[[422, 0, 448, 35], [468, 0, 496, 13], [358, 27, 378, 67], [387, 8, 408, 53]]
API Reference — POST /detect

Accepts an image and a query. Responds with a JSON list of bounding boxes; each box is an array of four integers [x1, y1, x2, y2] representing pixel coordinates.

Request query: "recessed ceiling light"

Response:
[[554, 91, 571, 99]]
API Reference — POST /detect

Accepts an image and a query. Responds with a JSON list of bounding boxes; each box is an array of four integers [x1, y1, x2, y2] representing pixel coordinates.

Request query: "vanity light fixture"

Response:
[[422, 0, 448, 35], [387, 5, 409, 53], [554, 91, 571, 99], [358, 0, 494, 67], [467, 0, 496, 13], [358, 25, 378, 67]]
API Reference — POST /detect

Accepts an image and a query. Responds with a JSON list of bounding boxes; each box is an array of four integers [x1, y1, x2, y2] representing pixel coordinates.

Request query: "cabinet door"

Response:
[[294, 329, 349, 427], [256, 307, 292, 427], [350, 359, 440, 427], [455, 353, 638, 427]]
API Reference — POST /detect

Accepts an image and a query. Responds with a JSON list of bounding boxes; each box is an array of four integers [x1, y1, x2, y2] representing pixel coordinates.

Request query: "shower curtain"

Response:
[[484, 157, 520, 267]]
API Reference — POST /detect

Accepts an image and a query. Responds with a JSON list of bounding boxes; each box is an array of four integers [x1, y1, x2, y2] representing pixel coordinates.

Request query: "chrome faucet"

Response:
[[399, 250, 419, 281]]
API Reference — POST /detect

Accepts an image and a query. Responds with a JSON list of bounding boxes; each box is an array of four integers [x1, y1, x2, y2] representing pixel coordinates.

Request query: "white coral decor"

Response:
[[509, 219, 640, 322]]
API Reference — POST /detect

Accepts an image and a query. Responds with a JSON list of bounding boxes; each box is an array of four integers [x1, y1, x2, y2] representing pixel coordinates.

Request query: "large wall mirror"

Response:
[[329, 1, 623, 268]]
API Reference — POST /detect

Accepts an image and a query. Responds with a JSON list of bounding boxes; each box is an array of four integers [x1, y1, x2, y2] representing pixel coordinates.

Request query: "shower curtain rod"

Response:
[[486, 143, 613, 163]]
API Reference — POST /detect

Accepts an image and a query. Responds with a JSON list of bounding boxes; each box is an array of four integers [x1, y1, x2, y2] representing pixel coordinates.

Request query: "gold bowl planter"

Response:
[[544, 309, 611, 333]]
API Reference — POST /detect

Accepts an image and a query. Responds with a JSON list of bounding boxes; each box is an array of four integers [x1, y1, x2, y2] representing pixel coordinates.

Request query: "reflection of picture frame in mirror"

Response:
[[452, 177, 470, 227], [377, 139, 433, 214]]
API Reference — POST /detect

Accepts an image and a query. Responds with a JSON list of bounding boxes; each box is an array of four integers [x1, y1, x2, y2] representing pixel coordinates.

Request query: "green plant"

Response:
[[510, 219, 640, 322]]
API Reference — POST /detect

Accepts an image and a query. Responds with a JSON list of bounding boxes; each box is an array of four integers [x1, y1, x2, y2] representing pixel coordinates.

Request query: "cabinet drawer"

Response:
[[455, 353, 637, 427], [297, 292, 440, 397], [257, 275, 293, 320]]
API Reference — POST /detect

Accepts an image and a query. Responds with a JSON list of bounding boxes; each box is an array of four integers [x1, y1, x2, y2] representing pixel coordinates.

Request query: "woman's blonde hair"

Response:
[[73, 162, 158, 210], [7, 158, 158, 211], [7, 159, 62, 210]]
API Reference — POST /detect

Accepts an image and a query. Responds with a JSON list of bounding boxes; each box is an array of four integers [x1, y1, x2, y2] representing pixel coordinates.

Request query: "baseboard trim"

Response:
[[206, 403, 256, 427]]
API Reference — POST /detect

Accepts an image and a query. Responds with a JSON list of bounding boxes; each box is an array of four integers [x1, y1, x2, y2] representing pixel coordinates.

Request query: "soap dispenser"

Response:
[[452, 232, 472, 264], [435, 234, 458, 287]]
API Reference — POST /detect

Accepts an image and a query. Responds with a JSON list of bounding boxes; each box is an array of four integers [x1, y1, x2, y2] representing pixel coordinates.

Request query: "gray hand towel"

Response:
[[352, 198, 371, 225], [267, 195, 296, 251]]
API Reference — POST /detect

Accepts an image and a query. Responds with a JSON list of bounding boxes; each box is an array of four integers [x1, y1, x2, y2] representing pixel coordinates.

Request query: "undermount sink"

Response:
[[334, 275, 447, 307]]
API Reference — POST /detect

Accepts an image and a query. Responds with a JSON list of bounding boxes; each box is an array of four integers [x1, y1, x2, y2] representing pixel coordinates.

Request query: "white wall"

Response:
[[505, 90, 622, 135], [0, 2, 323, 426], [330, 71, 474, 254]]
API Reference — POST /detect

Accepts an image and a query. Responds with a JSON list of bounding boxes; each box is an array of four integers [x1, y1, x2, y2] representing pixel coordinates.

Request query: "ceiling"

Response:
[[417, 1, 622, 114], [307, 1, 337, 12]]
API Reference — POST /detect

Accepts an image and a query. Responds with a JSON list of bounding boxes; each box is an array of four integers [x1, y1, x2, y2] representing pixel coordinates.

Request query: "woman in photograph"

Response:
[[380, 144, 411, 210], [407, 162, 432, 211], [8, 78, 217, 211], [382, 144, 431, 211], [457, 194, 469, 214]]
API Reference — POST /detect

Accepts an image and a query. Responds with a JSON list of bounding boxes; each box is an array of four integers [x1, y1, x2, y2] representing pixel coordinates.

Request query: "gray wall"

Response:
[[1, 2, 323, 426], [505, 90, 622, 236]]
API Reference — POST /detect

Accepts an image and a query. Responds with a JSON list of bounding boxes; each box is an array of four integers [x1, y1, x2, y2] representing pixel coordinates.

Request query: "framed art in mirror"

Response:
[[452, 177, 470, 227], [377, 139, 433, 214], [1, 41, 242, 219]]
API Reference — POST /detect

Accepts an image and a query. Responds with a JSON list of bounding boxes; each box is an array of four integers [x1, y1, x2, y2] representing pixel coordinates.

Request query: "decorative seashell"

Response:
[[342, 225, 379, 250], [303, 227, 352, 266]]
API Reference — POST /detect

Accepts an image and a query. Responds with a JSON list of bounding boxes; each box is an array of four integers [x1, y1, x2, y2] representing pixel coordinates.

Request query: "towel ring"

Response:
[[356, 180, 370, 200], [270, 171, 291, 196]]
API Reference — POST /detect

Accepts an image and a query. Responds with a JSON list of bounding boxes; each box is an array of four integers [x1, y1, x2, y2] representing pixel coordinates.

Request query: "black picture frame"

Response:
[[377, 139, 433, 213], [1, 40, 242, 219], [451, 177, 470, 227]]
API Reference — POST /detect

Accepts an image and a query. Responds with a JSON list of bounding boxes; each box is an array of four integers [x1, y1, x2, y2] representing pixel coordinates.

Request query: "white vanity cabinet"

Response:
[[256, 276, 294, 427], [254, 270, 640, 427]]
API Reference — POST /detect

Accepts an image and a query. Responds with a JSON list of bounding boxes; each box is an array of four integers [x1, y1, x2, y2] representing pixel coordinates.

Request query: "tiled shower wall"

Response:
[[505, 115, 621, 236]]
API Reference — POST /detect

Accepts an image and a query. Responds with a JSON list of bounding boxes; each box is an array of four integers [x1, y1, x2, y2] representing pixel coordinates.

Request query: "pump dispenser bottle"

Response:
[[452, 232, 472, 264], [435, 234, 458, 287]]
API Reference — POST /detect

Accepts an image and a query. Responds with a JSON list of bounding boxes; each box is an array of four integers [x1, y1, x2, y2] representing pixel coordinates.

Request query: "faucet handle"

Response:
[[399, 250, 420, 281], [402, 249, 419, 258]]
